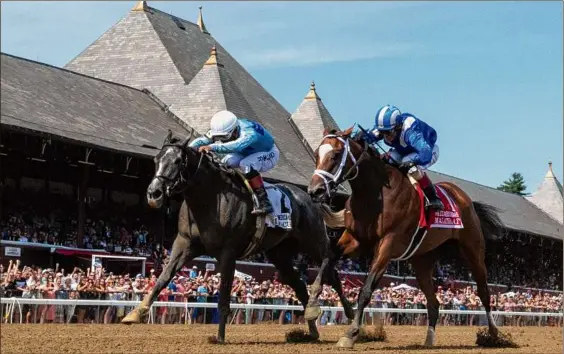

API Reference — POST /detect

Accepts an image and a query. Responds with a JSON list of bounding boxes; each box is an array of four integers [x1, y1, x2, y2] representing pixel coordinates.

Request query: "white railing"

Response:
[[1, 297, 561, 325]]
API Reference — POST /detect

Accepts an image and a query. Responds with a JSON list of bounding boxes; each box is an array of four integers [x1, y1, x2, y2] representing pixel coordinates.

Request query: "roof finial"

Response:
[[131, 1, 147, 12], [197, 6, 210, 34], [305, 80, 320, 100], [204, 46, 222, 66], [545, 161, 555, 178]]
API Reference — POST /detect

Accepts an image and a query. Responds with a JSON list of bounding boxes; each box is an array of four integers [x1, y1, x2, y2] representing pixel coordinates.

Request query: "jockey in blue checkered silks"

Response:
[[365, 105, 444, 210], [189, 110, 279, 215]]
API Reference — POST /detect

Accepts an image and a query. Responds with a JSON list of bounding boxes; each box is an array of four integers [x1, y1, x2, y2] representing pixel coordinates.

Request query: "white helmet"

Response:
[[209, 110, 238, 138]]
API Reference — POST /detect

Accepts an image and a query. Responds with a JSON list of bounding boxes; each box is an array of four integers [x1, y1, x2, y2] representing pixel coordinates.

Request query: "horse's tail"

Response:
[[320, 204, 346, 229], [472, 201, 503, 240]]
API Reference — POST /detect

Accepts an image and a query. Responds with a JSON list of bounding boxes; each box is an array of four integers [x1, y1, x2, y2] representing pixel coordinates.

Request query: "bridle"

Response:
[[154, 144, 236, 197], [154, 144, 204, 196], [313, 134, 368, 197]]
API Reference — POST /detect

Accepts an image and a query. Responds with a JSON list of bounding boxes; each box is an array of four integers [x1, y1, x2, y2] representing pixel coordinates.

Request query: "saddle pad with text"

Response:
[[418, 184, 464, 229], [264, 182, 293, 230]]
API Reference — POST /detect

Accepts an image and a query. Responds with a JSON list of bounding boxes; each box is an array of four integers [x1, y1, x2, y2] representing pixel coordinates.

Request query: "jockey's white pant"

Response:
[[221, 145, 280, 174], [389, 144, 439, 180]]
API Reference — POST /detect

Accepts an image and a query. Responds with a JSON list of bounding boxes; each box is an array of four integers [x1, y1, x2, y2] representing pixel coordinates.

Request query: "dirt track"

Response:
[[0, 324, 561, 354]]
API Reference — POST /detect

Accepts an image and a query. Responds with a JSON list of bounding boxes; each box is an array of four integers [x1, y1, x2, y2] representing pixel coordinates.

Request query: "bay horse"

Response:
[[121, 130, 354, 343], [306, 127, 502, 349]]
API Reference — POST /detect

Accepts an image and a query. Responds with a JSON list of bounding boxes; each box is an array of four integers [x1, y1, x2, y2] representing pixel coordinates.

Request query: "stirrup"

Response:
[[251, 201, 273, 215], [427, 199, 444, 211]]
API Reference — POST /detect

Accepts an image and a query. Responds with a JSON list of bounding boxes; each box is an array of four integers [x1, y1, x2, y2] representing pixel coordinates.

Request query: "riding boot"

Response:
[[423, 184, 444, 210], [245, 169, 274, 215], [418, 173, 444, 210]]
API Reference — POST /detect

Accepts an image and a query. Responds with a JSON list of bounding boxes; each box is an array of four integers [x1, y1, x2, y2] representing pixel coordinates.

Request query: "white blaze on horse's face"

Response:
[[317, 144, 333, 166], [148, 147, 177, 209], [155, 148, 174, 177]]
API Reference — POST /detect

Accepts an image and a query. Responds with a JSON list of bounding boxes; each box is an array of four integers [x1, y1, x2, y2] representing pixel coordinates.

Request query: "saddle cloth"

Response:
[[263, 182, 293, 230], [393, 181, 464, 262], [417, 184, 464, 230]]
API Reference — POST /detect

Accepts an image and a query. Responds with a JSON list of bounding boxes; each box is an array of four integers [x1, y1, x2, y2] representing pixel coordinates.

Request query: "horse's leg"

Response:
[[458, 234, 499, 338], [122, 235, 195, 324], [411, 254, 441, 347], [337, 236, 393, 349], [328, 268, 354, 320], [266, 246, 319, 340], [215, 254, 236, 344], [304, 257, 329, 321]]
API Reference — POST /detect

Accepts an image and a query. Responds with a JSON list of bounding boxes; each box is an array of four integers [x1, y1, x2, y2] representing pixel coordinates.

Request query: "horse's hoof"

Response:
[[336, 336, 355, 349], [304, 305, 322, 321], [424, 339, 435, 347], [121, 310, 141, 324], [424, 327, 436, 347]]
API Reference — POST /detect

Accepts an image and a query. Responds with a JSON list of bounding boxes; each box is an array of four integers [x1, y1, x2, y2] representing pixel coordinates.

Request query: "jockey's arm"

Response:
[[404, 130, 433, 166], [189, 135, 212, 149], [209, 129, 258, 154]]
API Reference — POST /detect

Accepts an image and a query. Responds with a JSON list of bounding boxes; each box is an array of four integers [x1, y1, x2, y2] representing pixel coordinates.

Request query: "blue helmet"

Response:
[[374, 105, 401, 131]]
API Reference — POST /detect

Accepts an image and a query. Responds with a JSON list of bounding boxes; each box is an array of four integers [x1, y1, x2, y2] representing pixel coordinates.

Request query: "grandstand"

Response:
[[1, 1, 562, 292]]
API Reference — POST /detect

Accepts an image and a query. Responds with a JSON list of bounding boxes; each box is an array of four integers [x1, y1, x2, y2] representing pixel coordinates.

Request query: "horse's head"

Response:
[[308, 126, 368, 202], [147, 129, 194, 208]]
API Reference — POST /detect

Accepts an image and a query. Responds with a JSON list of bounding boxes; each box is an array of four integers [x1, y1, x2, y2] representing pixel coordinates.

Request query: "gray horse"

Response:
[[122, 130, 353, 343]]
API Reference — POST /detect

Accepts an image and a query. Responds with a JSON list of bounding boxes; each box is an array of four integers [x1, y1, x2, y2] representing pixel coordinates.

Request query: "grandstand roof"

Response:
[[290, 81, 341, 151], [0, 53, 189, 157], [526, 162, 563, 224], [430, 170, 562, 240], [64, 2, 313, 185]]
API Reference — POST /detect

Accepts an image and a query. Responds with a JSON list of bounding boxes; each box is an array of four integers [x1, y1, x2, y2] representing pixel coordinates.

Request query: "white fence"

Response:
[[1, 297, 562, 326]]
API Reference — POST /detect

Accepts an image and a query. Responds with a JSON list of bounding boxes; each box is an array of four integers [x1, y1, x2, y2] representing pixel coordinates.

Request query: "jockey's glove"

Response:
[[399, 161, 415, 169], [398, 161, 416, 174]]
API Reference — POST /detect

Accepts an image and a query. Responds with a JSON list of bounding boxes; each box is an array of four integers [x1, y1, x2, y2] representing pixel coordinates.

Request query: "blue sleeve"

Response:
[[404, 129, 432, 165], [189, 135, 212, 149], [210, 128, 258, 154]]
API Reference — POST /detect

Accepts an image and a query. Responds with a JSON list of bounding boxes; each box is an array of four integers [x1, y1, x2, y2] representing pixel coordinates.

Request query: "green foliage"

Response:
[[497, 172, 527, 196]]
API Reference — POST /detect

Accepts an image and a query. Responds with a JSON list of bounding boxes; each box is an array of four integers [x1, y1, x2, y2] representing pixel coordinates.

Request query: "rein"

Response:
[[314, 134, 368, 197]]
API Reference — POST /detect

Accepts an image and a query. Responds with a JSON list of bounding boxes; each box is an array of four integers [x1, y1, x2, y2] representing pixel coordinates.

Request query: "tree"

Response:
[[497, 172, 527, 196]]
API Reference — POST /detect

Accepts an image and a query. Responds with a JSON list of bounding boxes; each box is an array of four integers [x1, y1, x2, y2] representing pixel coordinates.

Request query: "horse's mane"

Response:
[[164, 133, 239, 183], [349, 129, 390, 187]]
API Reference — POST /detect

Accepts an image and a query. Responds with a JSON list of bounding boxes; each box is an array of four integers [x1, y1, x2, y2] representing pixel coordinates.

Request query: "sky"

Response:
[[1, 1, 562, 193]]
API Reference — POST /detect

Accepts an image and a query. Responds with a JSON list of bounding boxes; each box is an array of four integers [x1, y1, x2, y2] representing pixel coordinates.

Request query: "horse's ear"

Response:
[[342, 126, 354, 137], [181, 128, 194, 147], [323, 128, 331, 136], [163, 129, 173, 146]]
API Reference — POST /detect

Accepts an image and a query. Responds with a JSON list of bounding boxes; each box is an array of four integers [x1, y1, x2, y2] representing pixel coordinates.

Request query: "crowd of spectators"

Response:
[[1, 189, 562, 293], [0, 190, 159, 259], [1, 260, 561, 327]]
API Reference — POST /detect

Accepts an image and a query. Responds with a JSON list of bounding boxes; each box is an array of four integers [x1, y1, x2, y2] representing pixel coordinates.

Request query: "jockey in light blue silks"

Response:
[[189, 110, 279, 215], [365, 104, 444, 210]]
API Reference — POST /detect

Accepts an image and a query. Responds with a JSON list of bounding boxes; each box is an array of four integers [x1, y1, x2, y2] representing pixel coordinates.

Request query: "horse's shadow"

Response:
[[379, 344, 481, 351], [217, 341, 482, 350]]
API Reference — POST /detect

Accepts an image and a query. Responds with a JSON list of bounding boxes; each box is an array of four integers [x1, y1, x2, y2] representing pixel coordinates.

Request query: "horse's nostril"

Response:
[[151, 189, 163, 200]]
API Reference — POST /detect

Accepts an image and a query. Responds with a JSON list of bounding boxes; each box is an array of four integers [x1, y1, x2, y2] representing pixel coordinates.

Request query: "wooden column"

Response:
[[77, 148, 93, 248]]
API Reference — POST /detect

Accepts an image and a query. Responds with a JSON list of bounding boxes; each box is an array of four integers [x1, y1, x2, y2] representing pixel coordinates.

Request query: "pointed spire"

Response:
[[131, 1, 147, 12], [197, 6, 210, 34], [305, 81, 321, 101], [546, 161, 555, 178], [204, 46, 223, 67]]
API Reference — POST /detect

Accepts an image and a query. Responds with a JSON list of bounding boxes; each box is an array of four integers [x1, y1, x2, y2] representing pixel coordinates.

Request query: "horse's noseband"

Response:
[[313, 135, 366, 197], [154, 144, 196, 196]]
